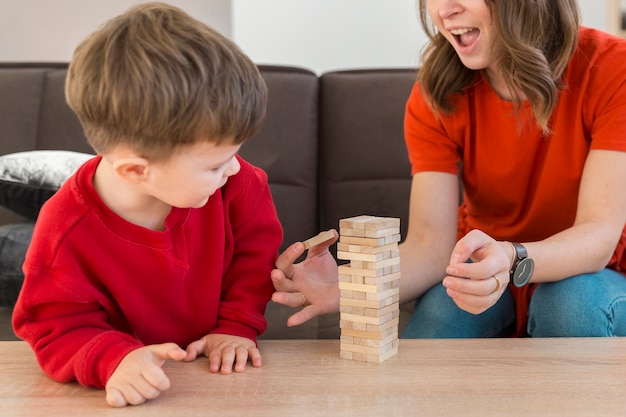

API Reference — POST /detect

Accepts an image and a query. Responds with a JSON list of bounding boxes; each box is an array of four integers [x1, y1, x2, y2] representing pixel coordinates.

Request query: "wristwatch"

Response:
[[510, 242, 534, 287]]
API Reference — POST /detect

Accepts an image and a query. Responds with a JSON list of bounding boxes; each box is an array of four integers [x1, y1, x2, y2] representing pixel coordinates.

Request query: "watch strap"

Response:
[[509, 242, 533, 287]]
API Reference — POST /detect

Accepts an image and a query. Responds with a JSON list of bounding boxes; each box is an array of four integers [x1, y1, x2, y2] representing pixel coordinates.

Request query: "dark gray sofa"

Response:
[[0, 63, 417, 339]]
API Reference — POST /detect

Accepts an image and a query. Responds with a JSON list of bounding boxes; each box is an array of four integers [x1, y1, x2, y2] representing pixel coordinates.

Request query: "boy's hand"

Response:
[[185, 334, 261, 374], [105, 343, 186, 407]]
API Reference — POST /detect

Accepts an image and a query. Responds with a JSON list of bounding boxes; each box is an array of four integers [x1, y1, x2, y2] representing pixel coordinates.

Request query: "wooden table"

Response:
[[1, 338, 625, 416]]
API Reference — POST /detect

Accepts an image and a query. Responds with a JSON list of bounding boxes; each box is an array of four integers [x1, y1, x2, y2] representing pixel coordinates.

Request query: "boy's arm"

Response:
[[12, 269, 143, 389], [209, 161, 283, 341]]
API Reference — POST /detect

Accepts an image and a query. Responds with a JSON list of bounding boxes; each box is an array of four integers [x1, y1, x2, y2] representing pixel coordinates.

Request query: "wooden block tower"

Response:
[[337, 215, 401, 363]]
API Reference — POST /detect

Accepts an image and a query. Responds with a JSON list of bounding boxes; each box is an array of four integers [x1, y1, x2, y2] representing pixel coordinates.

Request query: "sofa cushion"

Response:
[[0, 150, 92, 219], [0, 223, 34, 307]]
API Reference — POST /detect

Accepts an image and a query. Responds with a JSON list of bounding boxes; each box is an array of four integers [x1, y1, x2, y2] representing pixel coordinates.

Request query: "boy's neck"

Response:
[[93, 157, 172, 231]]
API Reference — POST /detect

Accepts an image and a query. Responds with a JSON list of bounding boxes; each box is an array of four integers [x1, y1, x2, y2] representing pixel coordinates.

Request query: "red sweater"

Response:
[[404, 27, 626, 335], [13, 155, 283, 388]]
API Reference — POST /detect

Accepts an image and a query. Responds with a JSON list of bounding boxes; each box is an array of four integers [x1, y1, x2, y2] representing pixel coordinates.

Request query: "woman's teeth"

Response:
[[450, 28, 474, 36]]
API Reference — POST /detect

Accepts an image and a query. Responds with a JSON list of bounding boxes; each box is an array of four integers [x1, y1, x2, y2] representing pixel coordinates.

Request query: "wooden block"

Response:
[[360, 242, 398, 254], [350, 275, 365, 284], [339, 227, 366, 237], [365, 226, 400, 238], [340, 290, 353, 299], [338, 281, 386, 293], [367, 344, 399, 363], [352, 352, 369, 362], [365, 318, 399, 333], [302, 230, 335, 250], [362, 256, 400, 270], [339, 350, 353, 360], [337, 250, 385, 262], [340, 320, 368, 331], [364, 218, 400, 231], [340, 338, 397, 355], [353, 290, 367, 300], [365, 287, 399, 301], [341, 335, 369, 346], [339, 305, 366, 315], [338, 264, 385, 278], [364, 271, 401, 286], [340, 296, 389, 309], [339, 215, 378, 229], [340, 311, 394, 326], [338, 274, 352, 283], [364, 302, 399, 318], [351, 260, 364, 269], [384, 234, 401, 244], [337, 242, 366, 253], [340, 326, 397, 341], [352, 321, 368, 331], [339, 235, 386, 247], [365, 333, 399, 347], [340, 312, 380, 325]]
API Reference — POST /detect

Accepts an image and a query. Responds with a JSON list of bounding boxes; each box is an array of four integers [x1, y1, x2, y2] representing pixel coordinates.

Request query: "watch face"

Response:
[[512, 258, 534, 287]]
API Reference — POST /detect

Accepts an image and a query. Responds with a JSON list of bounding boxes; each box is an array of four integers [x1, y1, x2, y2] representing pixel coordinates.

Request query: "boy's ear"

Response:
[[112, 156, 150, 184]]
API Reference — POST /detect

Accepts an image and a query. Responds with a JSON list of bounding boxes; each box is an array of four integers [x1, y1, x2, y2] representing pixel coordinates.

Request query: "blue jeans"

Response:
[[402, 268, 626, 338]]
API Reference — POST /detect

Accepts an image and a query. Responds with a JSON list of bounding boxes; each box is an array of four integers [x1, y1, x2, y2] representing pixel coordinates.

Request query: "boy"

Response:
[[12, 2, 283, 407]]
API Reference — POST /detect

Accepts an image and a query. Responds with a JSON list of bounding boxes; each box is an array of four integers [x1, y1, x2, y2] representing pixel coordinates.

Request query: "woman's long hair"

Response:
[[417, 0, 579, 133]]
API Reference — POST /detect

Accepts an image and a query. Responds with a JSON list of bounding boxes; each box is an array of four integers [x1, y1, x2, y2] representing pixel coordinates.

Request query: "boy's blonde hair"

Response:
[[65, 2, 267, 161]]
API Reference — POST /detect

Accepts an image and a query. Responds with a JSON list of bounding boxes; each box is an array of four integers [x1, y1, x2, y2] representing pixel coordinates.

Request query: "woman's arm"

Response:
[[443, 150, 626, 314], [524, 149, 626, 282], [398, 171, 459, 303]]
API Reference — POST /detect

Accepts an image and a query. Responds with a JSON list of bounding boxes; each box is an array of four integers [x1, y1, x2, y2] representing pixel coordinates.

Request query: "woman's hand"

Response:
[[443, 229, 512, 314], [270, 230, 340, 326]]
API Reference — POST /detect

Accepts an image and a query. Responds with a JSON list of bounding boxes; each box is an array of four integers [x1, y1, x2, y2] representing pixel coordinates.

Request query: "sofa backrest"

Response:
[[319, 69, 416, 242], [0, 63, 322, 252], [0, 63, 90, 155], [0, 63, 418, 255], [238, 66, 319, 253]]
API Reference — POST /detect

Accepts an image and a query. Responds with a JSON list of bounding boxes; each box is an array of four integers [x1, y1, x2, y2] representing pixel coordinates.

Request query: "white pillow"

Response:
[[0, 150, 93, 219]]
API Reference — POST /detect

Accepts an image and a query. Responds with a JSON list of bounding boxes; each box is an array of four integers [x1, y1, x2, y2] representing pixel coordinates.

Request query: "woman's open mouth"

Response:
[[450, 28, 480, 47]]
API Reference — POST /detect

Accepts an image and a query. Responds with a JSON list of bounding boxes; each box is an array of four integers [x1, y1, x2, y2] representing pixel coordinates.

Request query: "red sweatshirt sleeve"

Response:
[[12, 264, 143, 388], [210, 158, 283, 341]]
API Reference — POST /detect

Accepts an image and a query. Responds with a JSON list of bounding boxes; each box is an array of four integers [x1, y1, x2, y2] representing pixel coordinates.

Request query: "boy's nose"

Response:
[[224, 157, 241, 177]]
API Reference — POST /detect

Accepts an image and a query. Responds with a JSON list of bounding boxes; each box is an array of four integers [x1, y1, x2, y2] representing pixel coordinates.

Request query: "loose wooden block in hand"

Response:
[[302, 230, 335, 250]]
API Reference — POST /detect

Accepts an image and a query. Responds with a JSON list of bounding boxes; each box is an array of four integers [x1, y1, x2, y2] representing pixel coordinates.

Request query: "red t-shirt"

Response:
[[13, 155, 283, 388], [404, 27, 626, 335]]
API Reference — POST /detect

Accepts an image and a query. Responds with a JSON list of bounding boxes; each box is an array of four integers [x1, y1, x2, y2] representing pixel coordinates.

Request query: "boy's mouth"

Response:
[[449, 28, 479, 47]]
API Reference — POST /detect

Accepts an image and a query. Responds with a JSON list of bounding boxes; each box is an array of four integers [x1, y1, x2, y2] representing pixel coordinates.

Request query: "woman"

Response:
[[271, 0, 626, 337]]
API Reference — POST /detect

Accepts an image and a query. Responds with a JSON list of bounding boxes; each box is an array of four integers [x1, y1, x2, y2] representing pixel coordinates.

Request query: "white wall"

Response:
[[0, 0, 617, 72], [231, 0, 612, 74], [231, 0, 426, 74], [0, 0, 231, 62]]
